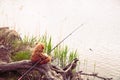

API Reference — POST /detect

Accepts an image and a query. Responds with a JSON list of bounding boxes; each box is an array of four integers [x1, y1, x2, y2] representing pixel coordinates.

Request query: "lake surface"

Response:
[[0, 0, 120, 79]]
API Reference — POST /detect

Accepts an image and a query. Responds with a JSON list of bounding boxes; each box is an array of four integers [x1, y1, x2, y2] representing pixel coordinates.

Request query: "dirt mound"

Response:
[[0, 27, 21, 63]]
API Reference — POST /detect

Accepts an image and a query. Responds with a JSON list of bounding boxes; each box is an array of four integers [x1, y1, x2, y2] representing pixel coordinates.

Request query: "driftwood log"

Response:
[[0, 58, 81, 80], [0, 58, 112, 80]]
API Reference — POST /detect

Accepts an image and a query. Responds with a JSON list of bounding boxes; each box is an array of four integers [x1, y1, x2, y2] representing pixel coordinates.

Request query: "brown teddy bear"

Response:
[[31, 43, 51, 64]]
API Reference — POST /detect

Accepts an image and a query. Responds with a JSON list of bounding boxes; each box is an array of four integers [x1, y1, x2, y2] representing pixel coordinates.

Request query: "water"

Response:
[[0, 0, 120, 79], [79, 45, 120, 80]]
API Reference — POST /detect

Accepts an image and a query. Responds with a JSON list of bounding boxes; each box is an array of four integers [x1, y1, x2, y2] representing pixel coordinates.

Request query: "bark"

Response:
[[0, 58, 80, 80]]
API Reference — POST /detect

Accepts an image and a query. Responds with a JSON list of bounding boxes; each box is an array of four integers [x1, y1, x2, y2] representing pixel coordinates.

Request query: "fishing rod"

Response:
[[18, 23, 84, 80]]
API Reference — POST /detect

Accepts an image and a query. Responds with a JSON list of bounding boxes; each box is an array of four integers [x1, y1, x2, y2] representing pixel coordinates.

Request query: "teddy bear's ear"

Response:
[[35, 42, 38, 45], [34, 43, 45, 49]]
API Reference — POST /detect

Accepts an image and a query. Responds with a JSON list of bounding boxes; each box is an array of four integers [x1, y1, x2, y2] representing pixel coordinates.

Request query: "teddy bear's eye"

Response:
[[41, 45, 44, 50]]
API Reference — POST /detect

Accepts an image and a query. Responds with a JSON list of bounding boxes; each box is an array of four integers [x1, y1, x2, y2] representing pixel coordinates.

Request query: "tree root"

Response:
[[0, 58, 112, 80]]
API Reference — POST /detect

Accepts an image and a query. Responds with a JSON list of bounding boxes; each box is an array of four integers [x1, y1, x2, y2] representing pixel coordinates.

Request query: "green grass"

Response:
[[22, 35, 37, 46], [11, 50, 31, 61], [69, 50, 77, 62], [11, 34, 79, 68], [53, 45, 78, 68]]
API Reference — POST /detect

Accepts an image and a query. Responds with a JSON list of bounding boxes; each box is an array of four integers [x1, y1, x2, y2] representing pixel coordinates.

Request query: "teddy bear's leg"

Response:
[[40, 56, 51, 64]]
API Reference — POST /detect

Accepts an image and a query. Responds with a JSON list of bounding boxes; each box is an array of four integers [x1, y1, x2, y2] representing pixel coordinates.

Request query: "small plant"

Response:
[[68, 50, 77, 62], [22, 35, 37, 46], [46, 37, 52, 55], [53, 45, 78, 68], [59, 46, 68, 67], [11, 50, 31, 61]]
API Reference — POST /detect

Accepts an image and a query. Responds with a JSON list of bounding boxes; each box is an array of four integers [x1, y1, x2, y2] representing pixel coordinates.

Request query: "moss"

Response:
[[11, 50, 31, 61]]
